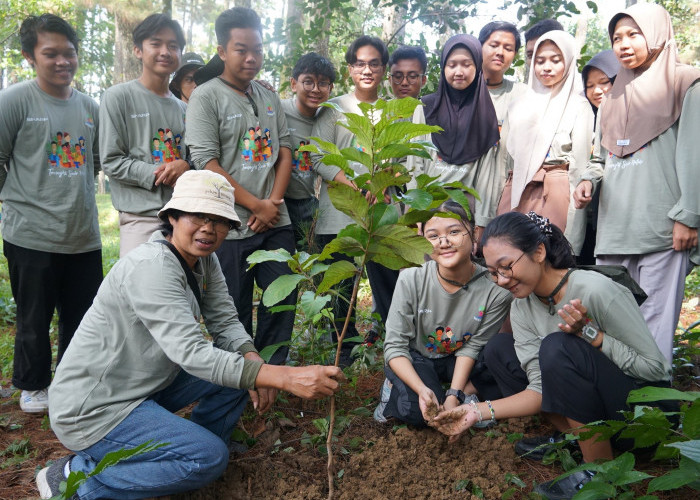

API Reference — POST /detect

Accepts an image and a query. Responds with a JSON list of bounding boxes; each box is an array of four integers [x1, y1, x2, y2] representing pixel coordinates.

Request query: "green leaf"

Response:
[[367, 170, 410, 199], [573, 481, 617, 500], [307, 136, 341, 156], [350, 407, 372, 417], [648, 455, 700, 492], [247, 248, 294, 269], [666, 440, 700, 462], [627, 387, 700, 403], [383, 96, 422, 119], [337, 225, 370, 248], [401, 189, 434, 210], [339, 146, 372, 169], [327, 182, 369, 223], [267, 304, 296, 313], [376, 121, 440, 150], [367, 226, 432, 269], [262, 274, 304, 306], [374, 143, 422, 161], [317, 260, 357, 294], [299, 290, 331, 318], [586, 1, 598, 14], [258, 341, 291, 362], [684, 400, 700, 439], [309, 262, 330, 276], [340, 113, 373, 151], [369, 203, 399, 229], [318, 153, 350, 173], [613, 470, 654, 486], [319, 236, 366, 261], [398, 210, 436, 226]]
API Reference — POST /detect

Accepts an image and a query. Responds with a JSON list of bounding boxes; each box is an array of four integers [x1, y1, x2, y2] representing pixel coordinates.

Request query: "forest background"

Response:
[[1, 0, 698, 101]]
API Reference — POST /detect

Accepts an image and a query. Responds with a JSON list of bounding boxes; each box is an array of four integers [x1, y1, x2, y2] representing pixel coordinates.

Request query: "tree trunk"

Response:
[[163, 0, 172, 14], [113, 13, 141, 84], [234, 0, 251, 7], [382, 4, 407, 46]]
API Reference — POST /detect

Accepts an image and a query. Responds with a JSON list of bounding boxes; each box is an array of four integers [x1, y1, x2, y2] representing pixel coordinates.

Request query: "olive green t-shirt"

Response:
[[281, 98, 317, 200]]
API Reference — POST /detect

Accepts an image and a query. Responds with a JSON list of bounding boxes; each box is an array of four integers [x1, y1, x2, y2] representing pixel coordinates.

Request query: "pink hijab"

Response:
[[601, 3, 700, 157]]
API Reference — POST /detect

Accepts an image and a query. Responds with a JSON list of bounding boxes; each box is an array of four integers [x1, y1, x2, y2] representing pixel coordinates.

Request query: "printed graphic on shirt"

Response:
[[292, 140, 313, 174], [239, 126, 274, 171], [151, 127, 183, 164], [607, 143, 648, 172], [434, 156, 471, 176], [47, 131, 86, 170], [424, 325, 471, 355]]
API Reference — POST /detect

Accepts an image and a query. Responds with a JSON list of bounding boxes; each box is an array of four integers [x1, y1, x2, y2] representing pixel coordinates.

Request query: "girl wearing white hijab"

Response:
[[498, 30, 593, 255], [574, 3, 700, 363]]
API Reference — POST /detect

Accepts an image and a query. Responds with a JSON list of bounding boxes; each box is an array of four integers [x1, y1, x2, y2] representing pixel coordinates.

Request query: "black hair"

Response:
[[345, 35, 389, 65], [215, 7, 262, 47], [388, 45, 428, 73], [158, 208, 184, 237], [50, 140, 57, 145], [20, 14, 79, 57], [292, 52, 337, 83], [481, 212, 575, 269], [478, 21, 522, 53], [133, 13, 185, 51], [425, 199, 475, 235], [524, 19, 564, 43]]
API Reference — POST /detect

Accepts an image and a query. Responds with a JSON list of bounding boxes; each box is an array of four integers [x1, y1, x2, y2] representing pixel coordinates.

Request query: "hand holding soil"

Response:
[[430, 405, 481, 440], [418, 387, 441, 422]]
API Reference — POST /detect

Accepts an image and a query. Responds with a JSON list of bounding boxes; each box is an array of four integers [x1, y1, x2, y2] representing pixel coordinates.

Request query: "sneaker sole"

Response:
[[36, 467, 53, 499], [21, 405, 49, 414]]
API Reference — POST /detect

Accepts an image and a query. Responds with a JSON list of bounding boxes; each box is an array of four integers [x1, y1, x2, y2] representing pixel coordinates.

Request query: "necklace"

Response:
[[218, 77, 258, 117], [535, 269, 574, 315], [437, 262, 480, 290]]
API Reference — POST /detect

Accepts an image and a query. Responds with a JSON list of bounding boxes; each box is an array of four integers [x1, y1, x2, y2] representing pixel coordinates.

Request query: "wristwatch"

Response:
[[581, 323, 599, 344], [445, 388, 466, 404]]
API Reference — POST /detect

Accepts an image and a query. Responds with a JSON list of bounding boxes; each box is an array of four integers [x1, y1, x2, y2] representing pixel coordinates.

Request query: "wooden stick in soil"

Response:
[[327, 269, 363, 500]]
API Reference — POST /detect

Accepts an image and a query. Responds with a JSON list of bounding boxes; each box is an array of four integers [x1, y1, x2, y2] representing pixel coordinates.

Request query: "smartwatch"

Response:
[[445, 388, 466, 404], [581, 323, 599, 344]]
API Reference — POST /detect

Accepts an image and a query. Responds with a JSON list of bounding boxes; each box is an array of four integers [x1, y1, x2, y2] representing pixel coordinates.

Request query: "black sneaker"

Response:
[[36, 455, 77, 499], [363, 330, 380, 347], [534, 469, 595, 499], [515, 432, 578, 461]]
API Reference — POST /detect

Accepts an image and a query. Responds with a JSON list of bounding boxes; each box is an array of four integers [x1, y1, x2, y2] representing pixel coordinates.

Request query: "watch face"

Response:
[[582, 324, 597, 342]]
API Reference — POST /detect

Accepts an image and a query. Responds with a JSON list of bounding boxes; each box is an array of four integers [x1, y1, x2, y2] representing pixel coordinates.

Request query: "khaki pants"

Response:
[[118, 212, 162, 257]]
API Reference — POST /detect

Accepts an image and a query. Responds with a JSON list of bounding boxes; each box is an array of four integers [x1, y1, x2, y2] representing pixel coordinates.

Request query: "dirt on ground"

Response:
[[1, 305, 698, 500]]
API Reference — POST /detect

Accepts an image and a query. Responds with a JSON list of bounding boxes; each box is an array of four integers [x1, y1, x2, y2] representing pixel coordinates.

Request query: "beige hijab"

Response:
[[507, 30, 583, 209], [601, 3, 700, 158]]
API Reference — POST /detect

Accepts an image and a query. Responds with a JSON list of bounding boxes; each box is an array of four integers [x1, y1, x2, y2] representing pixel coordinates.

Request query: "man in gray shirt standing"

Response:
[[187, 8, 296, 365], [0, 14, 102, 413], [100, 13, 190, 256]]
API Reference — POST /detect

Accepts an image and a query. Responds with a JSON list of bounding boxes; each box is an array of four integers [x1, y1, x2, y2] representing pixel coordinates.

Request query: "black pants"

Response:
[[383, 351, 456, 427], [471, 332, 674, 440], [284, 196, 319, 254], [366, 260, 400, 326], [4, 241, 102, 390], [215, 226, 297, 365]]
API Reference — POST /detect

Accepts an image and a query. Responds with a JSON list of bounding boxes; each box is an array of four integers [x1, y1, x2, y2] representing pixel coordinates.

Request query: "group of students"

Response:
[[0, 2, 696, 499]]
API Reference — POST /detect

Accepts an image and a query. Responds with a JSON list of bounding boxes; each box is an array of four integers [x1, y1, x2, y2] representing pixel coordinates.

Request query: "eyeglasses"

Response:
[[389, 72, 424, 84], [425, 230, 470, 248], [185, 213, 235, 233], [300, 80, 332, 91], [350, 60, 384, 72], [487, 252, 526, 282]]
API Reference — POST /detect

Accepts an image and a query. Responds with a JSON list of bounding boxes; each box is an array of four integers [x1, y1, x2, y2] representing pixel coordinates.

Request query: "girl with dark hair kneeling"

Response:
[[431, 211, 671, 499]]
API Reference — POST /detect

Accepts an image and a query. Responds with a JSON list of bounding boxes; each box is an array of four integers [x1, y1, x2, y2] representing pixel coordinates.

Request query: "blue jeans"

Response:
[[71, 370, 249, 499]]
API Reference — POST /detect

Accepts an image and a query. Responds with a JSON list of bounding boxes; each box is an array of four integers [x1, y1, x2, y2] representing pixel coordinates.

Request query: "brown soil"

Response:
[[1, 307, 698, 500]]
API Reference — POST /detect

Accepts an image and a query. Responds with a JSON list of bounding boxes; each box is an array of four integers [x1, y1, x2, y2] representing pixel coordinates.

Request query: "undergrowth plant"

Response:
[[248, 96, 477, 498]]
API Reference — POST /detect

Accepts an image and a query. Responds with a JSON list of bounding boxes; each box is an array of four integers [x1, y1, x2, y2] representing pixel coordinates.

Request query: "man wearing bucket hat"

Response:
[[40, 171, 345, 499], [169, 52, 205, 104]]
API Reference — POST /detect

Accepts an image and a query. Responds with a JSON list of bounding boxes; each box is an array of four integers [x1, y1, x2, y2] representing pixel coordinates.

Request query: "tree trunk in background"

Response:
[[234, 0, 251, 7], [113, 14, 141, 84], [574, 11, 589, 52], [286, 0, 303, 55], [163, 0, 172, 14], [382, 4, 407, 45]]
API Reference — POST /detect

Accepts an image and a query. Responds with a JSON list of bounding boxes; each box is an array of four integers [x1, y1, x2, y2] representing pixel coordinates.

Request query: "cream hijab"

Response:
[[507, 30, 583, 209], [601, 3, 700, 157]]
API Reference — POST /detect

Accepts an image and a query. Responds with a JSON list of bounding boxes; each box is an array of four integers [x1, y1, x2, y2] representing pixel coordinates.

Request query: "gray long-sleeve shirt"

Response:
[[49, 231, 262, 451], [0, 80, 101, 253], [99, 80, 187, 216]]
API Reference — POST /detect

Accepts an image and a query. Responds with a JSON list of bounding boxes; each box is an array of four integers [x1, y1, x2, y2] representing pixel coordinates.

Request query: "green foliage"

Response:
[[58, 440, 167, 500], [1, 437, 34, 469]]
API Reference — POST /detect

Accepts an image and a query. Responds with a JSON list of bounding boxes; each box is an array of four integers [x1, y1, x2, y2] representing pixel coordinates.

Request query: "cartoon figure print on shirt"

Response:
[[239, 126, 275, 171], [292, 140, 313, 173], [424, 325, 469, 355], [151, 127, 183, 163], [47, 130, 86, 169]]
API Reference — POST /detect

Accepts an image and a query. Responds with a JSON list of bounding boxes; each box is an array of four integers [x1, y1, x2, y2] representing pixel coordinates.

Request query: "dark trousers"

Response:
[[4, 241, 102, 390], [383, 351, 456, 427], [215, 226, 297, 365], [284, 196, 319, 253], [471, 332, 674, 440], [366, 261, 400, 326]]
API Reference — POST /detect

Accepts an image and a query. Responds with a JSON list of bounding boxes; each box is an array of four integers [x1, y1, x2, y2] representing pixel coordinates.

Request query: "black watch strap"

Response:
[[445, 388, 465, 404]]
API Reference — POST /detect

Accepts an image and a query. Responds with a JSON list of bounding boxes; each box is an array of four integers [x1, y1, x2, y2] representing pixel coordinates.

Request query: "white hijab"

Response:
[[507, 31, 583, 209]]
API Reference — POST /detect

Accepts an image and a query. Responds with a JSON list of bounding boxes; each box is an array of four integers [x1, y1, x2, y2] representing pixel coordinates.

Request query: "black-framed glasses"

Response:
[[389, 72, 424, 84], [185, 213, 235, 233], [350, 60, 384, 72], [425, 230, 469, 248], [487, 252, 526, 282], [300, 80, 332, 91]]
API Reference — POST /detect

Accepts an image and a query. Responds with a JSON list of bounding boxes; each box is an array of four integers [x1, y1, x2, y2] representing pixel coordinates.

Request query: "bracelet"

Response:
[[469, 401, 483, 423], [485, 400, 496, 423]]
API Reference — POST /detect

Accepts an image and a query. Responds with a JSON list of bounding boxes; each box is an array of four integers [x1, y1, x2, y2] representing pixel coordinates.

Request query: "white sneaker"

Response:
[[373, 378, 392, 423], [20, 388, 49, 413]]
